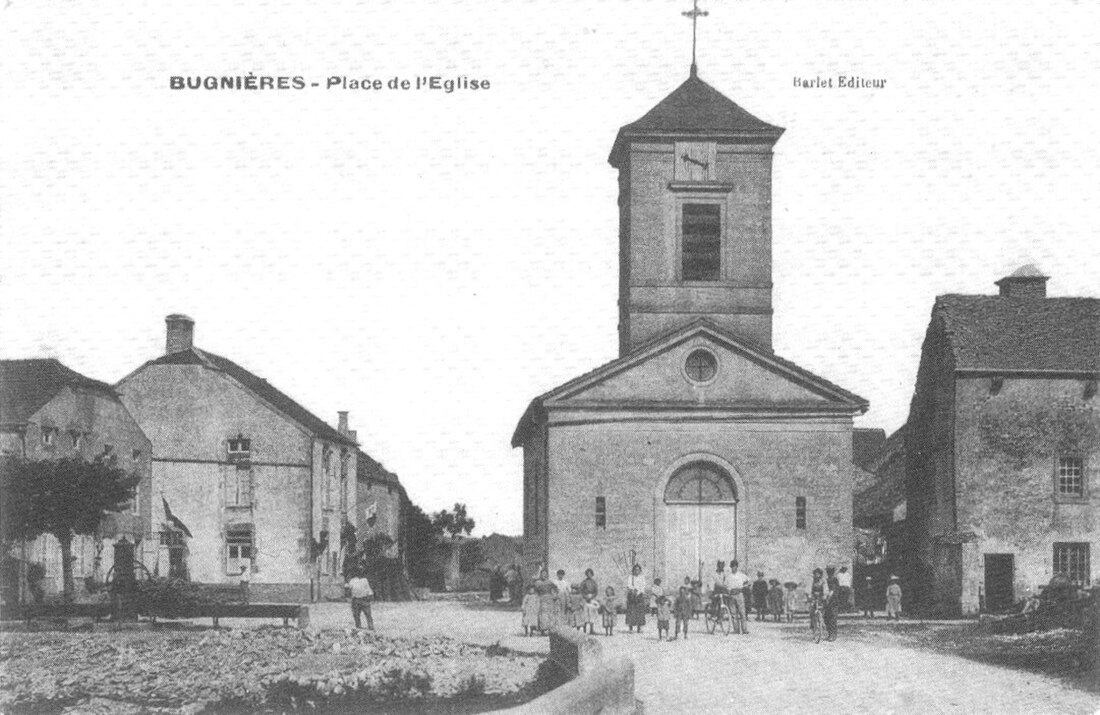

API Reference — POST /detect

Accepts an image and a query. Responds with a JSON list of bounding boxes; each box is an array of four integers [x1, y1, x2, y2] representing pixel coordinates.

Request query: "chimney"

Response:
[[337, 411, 349, 435], [165, 314, 195, 354], [995, 264, 1048, 299]]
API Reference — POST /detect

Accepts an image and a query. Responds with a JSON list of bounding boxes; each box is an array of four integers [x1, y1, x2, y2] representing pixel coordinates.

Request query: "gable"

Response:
[[552, 335, 837, 407]]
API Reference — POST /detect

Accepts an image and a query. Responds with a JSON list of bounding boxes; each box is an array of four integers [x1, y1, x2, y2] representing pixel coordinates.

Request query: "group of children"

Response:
[[520, 583, 620, 636]]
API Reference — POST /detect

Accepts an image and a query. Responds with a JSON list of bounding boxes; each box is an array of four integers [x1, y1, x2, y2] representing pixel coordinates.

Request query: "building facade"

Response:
[[513, 69, 868, 587], [116, 315, 357, 602], [0, 359, 152, 600], [356, 450, 406, 561], [904, 267, 1099, 616]]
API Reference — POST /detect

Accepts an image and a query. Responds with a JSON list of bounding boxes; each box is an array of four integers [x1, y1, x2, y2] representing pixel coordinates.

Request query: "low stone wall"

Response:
[[504, 627, 639, 714]]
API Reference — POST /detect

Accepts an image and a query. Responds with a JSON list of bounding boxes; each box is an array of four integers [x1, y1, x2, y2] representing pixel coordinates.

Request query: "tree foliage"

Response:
[[0, 456, 140, 601], [404, 502, 438, 588], [431, 503, 475, 539]]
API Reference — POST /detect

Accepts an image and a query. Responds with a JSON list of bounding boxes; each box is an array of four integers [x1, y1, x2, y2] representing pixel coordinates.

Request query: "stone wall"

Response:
[[954, 375, 1099, 614]]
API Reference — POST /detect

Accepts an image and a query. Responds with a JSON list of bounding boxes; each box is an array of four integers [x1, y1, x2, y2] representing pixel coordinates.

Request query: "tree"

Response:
[[404, 502, 438, 588], [432, 503, 475, 591], [0, 456, 140, 602], [431, 502, 475, 539]]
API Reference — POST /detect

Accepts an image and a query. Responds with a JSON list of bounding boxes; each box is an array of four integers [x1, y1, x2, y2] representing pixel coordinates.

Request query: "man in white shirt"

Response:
[[347, 571, 374, 630], [725, 560, 750, 634], [837, 565, 853, 611]]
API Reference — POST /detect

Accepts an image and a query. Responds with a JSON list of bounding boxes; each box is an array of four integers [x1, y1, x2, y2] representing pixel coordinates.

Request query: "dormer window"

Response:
[[41, 427, 57, 447], [681, 203, 721, 281], [227, 437, 251, 463]]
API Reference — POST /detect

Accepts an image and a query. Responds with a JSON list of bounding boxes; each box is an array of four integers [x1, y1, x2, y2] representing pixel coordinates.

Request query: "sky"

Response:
[[2, 0, 1099, 536]]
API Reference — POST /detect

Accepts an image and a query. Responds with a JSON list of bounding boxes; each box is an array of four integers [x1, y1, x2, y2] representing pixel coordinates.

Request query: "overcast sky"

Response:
[[2, 0, 1098, 536]]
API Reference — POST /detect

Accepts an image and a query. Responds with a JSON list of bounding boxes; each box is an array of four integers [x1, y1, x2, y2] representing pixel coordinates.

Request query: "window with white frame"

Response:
[[227, 437, 251, 463], [1053, 542, 1090, 586], [41, 427, 57, 447], [225, 524, 253, 575], [1056, 457, 1084, 497]]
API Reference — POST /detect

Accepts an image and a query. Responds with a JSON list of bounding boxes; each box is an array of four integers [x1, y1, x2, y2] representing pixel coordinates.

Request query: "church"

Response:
[[512, 65, 869, 586]]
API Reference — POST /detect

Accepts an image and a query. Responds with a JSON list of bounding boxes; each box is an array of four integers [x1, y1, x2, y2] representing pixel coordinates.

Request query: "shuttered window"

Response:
[[682, 204, 721, 281]]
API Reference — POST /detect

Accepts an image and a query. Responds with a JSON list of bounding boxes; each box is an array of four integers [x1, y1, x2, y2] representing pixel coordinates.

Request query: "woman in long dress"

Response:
[[625, 563, 647, 633], [533, 568, 558, 633]]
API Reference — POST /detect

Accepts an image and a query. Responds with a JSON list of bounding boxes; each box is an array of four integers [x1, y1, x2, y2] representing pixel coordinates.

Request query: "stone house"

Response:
[[0, 358, 152, 600], [904, 266, 1099, 616], [116, 315, 358, 602], [356, 450, 406, 561], [513, 69, 869, 588]]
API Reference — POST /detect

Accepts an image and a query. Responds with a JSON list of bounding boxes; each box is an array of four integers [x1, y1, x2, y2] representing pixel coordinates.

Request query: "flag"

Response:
[[162, 497, 193, 538]]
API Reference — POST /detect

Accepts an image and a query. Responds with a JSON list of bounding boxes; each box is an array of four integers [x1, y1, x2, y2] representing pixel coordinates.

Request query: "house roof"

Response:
[[852, 427, 886, 472], [357, 449, 404, 492], [144, 348, 356, 446], [512, 319, 868, 446], [935, 295, 1100, 373], [0, 358, 119, 428], [609, 72, 784, 165]]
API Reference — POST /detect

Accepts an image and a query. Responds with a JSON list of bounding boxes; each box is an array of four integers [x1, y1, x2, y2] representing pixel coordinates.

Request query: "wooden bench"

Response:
[[15, 603, 116, 623], [151, 603, 309, 628]]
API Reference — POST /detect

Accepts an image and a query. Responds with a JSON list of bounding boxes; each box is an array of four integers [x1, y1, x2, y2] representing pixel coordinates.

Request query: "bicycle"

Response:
[[705, 593, 732, 635], [809, 598, 825, 643]]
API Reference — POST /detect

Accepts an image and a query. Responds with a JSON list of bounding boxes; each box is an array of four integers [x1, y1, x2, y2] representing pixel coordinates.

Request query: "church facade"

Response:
[[513, 70, 868, 586]]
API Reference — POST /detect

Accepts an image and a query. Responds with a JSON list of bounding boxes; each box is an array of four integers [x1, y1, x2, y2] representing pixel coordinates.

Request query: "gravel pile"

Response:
[[0, 627, 542, 713]]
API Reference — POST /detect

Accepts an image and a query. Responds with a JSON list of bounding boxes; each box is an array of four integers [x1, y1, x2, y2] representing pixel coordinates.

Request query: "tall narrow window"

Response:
[[795, 496, 807, 530], [225, 524, 254, 575], [1056, 457, 1084, 497], [225, 470, 253, 508], [1053, 542, 1090, 585], [595, 496, 607, 529], [681, 203, 721, 281]]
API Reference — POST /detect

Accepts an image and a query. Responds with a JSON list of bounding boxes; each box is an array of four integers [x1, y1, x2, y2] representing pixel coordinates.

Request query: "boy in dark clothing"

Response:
[[752, 572, 769, 621], [673, 586, 693, 639], [861, 576, 875, 618]]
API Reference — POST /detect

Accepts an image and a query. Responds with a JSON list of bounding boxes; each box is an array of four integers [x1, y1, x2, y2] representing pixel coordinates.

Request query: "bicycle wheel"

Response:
[[718, 606, 731, 635], [812, 610, 823, 643], [705, 609, 717, 634]]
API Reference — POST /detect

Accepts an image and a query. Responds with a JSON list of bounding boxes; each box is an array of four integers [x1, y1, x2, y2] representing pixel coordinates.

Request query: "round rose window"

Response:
[[684, 349, 718, 383]]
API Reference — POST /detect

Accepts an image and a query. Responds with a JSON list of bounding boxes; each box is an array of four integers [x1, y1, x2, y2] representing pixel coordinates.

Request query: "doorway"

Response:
[[983, 553, 1015, 612], [664, 461, 738, 583]]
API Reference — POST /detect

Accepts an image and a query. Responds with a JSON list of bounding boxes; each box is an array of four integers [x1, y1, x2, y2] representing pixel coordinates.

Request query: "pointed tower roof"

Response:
[[609, 71, 784, 166]]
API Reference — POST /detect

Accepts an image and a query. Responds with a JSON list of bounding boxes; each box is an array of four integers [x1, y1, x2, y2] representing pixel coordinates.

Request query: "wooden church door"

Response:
[[664, 462, 738, 583]]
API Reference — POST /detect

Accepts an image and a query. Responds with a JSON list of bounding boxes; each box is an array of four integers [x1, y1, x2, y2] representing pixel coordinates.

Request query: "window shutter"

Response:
[[241, 471, 253, 506]]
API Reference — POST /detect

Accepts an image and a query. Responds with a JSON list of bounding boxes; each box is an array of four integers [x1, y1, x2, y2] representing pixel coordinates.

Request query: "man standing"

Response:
[[752, 572, 769, 621], [824, 566, 840, 641], [347, 569, 374, 630], [238, 565, 251, 604], [837, 566, 853, 612], [726, 560, 750, 634]]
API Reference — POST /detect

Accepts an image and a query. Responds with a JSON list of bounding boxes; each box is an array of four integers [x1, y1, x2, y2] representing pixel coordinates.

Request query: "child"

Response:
[[886, 575, 902, 620], [521, 585, 540, 636], [649, 577, 665, 616], [601, 586, 618, 636], [768, 579, 784, 623], [581, 592, 600, 634], [656, 596, 672, 640], [783, 582, 799, 623], [569, 585, 585, 630], [690, 578, 704, 618], [673, 585, 693, 640]]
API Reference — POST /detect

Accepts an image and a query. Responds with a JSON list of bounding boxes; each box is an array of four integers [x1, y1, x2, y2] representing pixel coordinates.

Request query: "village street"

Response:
[[291, 598, 1100, 715]]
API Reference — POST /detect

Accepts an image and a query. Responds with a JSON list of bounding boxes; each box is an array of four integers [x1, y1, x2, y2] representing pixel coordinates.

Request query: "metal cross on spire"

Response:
[[682, 0, 709, 77]]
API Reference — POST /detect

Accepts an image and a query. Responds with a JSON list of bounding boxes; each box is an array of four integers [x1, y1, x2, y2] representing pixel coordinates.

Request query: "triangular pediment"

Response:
[[512, 321, 867, 446], [547, 321, 865, 410]]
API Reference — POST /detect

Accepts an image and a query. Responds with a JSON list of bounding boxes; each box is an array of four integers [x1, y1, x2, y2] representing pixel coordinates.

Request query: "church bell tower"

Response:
[[608, 67, 784, 356]]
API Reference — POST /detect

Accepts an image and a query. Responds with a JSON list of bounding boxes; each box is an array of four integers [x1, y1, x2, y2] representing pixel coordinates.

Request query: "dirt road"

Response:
[[268, 600, 1100, 714]]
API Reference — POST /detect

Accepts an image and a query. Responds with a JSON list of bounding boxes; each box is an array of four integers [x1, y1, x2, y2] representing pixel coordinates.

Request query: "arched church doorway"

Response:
[[664, 461, 738, 583]]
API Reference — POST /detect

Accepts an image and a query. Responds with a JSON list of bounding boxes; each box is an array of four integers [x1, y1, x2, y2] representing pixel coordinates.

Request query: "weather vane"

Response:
[[682, 0, 709, 76]]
